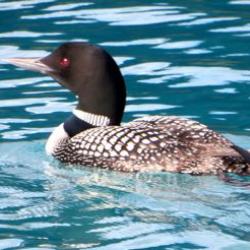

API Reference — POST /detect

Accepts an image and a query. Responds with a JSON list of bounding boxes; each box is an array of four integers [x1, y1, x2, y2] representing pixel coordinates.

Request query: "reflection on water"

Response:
[[0, 0, 250, 249], [0, 141, 250, 249]]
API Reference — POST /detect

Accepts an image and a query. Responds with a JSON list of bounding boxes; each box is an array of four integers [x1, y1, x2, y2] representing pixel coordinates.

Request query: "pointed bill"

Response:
[[1, 58, 54, 74]]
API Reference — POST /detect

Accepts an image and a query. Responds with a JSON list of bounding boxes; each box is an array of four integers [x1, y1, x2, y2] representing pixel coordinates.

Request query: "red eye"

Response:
[[60, 57, 70, 67]]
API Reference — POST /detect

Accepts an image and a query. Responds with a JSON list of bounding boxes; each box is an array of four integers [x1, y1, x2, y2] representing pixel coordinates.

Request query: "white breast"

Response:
[[45, 123, 69, 156]]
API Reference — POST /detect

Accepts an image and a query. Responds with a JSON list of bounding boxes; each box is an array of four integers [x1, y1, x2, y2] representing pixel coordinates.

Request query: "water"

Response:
[[0, 0, 250, 249]]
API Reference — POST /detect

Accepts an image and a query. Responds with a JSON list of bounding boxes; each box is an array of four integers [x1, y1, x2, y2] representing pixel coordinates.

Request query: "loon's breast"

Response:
[[53, 116, 250, 175]]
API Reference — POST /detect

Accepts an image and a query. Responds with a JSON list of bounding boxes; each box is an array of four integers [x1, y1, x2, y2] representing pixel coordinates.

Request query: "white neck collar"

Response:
[[73, 109, 110, 127]]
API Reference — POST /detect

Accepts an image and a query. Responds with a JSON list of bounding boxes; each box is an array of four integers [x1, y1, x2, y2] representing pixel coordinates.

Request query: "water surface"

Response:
[[0, 0, 250, 249]]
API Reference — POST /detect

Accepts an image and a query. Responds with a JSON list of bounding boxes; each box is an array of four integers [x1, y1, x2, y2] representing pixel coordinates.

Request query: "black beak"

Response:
[[1, 57, 54, 74]]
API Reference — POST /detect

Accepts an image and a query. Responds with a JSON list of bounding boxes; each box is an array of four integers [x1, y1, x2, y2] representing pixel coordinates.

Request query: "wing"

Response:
[[130, 115, 230, 145]]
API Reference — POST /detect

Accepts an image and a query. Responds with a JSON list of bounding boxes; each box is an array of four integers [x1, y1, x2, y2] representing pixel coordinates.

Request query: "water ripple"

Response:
[[22, 5, 205, 26], [177, 17, 240, 26], [44, 2, 93, 11], [0, 239, 24, 249], [137, 66, 250, 87], [0, 31, 61, 38], [0, 0, 250, 248], [155, 40, 203, 49], [0, 77, 49, 89], [230, 0, 250, 4], [210, 23, 250, 33], [0, 0, 54, 11], [101, 38, 167, 47]]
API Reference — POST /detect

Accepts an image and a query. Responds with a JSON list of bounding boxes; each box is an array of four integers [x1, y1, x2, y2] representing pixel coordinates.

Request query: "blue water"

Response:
[[0, 0, 250, 249]]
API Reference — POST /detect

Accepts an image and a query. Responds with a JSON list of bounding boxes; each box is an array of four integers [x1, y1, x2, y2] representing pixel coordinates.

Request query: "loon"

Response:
[[3, 42, 250, 175]]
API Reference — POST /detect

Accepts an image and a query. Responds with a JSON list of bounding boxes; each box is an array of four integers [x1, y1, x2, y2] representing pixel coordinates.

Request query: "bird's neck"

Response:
[[46, 109, 111, 156], [63, 109, 111, 137], [74, 52, 127, 127]]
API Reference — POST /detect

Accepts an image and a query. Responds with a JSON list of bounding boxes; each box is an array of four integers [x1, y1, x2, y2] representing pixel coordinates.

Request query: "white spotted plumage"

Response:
[[51, 115, 250, 174]]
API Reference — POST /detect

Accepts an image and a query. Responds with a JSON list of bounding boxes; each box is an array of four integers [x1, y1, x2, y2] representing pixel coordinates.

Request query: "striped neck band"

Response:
[[73, 109, 110, 127]]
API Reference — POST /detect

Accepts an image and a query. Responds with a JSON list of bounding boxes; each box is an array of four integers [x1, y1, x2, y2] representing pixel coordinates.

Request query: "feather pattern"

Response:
[[52, 116, 250, 174]]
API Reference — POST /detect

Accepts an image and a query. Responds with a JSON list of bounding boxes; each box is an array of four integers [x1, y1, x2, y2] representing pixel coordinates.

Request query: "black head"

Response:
[[4, 42, 126, 125]]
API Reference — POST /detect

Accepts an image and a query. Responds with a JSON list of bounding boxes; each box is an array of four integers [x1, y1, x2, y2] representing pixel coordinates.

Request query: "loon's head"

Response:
[[3, 42, 126, 125]]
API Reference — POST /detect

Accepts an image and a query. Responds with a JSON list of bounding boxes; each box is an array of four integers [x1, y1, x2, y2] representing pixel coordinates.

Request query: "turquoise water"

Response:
[[0, 0, 250, 249]]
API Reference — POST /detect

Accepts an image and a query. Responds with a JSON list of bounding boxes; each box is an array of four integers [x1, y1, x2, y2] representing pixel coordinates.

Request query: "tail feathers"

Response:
[[232, 145, 250, 164]]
